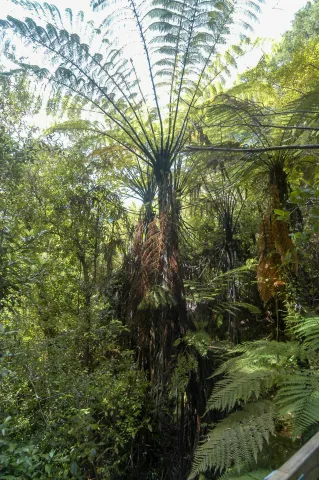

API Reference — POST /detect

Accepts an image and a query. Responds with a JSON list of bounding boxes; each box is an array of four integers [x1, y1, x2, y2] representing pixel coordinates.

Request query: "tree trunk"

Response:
[[156, 168, 187, 370], [79, 255, 92, 371]]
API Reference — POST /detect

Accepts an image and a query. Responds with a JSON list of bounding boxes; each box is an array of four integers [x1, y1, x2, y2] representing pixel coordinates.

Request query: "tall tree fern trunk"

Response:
[[257, 161, 297, 339], [79, 255, 92, 371], [156, 165, 198, 478], [156, 165, 187, 358]]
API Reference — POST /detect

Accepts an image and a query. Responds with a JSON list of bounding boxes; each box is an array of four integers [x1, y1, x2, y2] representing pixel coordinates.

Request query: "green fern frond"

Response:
[[276, 373, 319, 437], [183, 330, 212, 357], [170, 352, 198, 395], [212, 301, 261, 318], [207, 370, 279, 412], [45, 119, 95, 135], [293, 315, 319, 351], [189, 401, 275, 479], [138, 285, 176, 310], [213, 340, 302, 378], [185, 261, 257, 306], [192, 306, 319, 479], [1, 0, 263, 163]]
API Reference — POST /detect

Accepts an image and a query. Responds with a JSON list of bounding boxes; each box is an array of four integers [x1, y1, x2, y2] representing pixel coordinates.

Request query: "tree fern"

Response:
[[0, 0, 263, 169], [0, 1, 264, 327]]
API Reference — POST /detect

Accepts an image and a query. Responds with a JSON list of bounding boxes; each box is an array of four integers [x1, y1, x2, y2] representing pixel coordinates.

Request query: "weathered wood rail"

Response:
[[265, 432, 319, 480]]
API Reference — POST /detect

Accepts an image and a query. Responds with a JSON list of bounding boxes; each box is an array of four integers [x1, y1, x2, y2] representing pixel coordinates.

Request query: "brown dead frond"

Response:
[[272, 219, 298, 271], [257, 214, 281, 302], [257, 257, 280, 303], [142, 216, 164, 289], [132, 220, 144, 259]]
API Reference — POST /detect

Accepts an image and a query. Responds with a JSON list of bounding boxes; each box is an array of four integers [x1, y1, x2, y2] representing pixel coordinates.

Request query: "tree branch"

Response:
[[186, 144, 319, 153], [206, 123, 319, 132]]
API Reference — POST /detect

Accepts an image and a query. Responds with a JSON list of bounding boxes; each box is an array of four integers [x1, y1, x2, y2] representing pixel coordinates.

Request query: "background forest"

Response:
[[0, 0, 319, 479]]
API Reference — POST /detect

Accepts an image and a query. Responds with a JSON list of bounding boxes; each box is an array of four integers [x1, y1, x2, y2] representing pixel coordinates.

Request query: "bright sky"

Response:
[[253, 0, 309, 40], [235, 0, 310, 74]]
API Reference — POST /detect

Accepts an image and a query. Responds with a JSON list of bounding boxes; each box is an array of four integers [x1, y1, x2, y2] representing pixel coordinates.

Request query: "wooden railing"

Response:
[[265, 432, 319, 480]]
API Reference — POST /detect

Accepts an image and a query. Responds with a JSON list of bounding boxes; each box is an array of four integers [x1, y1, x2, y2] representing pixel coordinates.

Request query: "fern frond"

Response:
[[212, 301, 261, 318], [276, 373, 319, 437], [1, 0, 263, 164], [213, 340, 302, 378], [45, 119, 94, 134], [207, 370, 279, 412], [293, 315, 319, 351], [138, 285, 176, 310], [189, 402, 275, 479]]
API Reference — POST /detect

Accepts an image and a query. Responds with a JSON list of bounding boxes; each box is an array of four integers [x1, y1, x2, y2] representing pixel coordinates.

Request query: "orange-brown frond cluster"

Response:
[[257, 185, 297, 303], [130, 214, 167, 303], [257, 214, 282, 303]]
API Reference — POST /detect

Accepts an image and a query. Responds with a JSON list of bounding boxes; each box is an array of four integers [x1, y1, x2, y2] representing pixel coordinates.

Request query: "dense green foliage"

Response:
[[1, 0, 319, 479]]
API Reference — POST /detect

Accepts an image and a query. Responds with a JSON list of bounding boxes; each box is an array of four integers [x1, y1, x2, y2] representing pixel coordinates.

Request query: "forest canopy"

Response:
[[0, 0, 319, 479]]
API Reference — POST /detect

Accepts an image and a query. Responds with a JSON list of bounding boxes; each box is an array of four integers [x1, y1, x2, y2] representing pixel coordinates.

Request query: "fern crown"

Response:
[[0, 0, 263, 168]]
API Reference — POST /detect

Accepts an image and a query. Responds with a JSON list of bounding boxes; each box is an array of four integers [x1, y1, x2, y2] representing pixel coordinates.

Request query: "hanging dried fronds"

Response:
[[132, 219, 144, 261], [141, 216, 164, 289], [129, 212, 168, 306], [257, 214, 282, 303], [272, 218, 297, 269], [257, 256, 281, 303]]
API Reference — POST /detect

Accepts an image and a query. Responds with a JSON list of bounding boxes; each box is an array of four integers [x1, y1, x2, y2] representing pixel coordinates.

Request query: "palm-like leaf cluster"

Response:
[[1, 0, 263, 170]]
